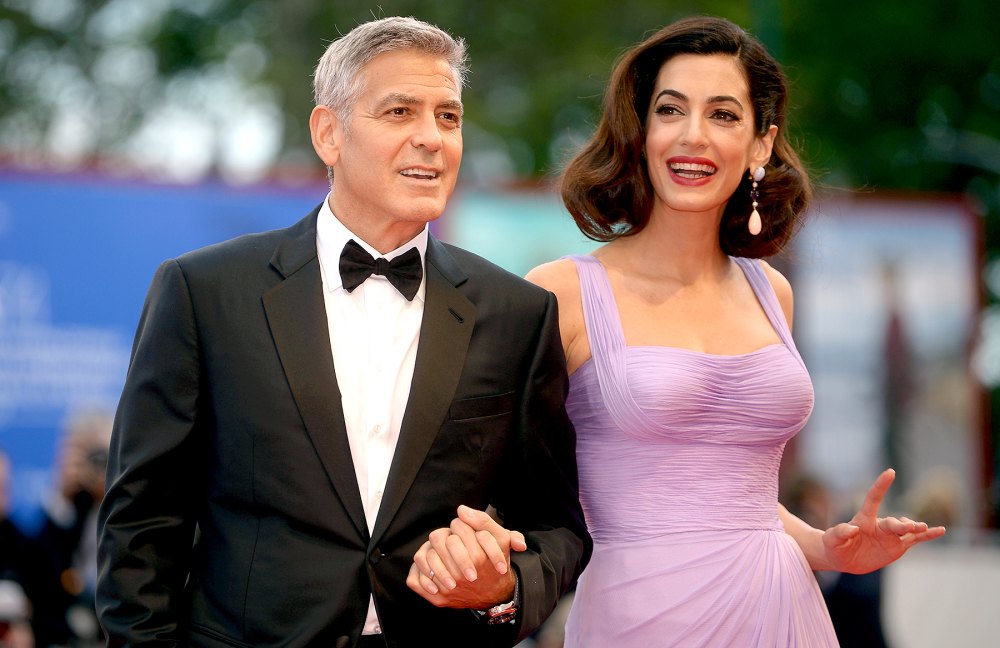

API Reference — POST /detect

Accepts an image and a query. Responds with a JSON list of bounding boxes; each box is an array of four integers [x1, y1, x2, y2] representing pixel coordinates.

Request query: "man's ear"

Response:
[[309, 104, 342, 167]]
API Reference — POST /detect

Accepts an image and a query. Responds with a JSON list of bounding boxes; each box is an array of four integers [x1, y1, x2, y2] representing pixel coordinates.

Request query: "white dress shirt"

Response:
[[315, 197, 428, 635]]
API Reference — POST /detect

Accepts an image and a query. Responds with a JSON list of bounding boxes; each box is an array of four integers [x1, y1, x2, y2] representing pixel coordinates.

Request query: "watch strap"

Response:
[[474, 570, 520, 625]]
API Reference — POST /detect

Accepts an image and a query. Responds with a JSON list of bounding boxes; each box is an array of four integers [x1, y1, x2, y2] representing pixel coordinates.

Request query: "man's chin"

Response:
[[400, 198, 450, 223]]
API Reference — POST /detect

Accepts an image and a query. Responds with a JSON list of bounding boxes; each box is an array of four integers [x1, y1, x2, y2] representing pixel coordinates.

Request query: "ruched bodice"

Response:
[[562, 255, 838, 647]]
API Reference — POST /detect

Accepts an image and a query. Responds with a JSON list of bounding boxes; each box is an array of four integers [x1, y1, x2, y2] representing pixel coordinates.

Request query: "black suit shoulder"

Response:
[[159, 208, 319, 296], [174, 226, 291, 276], [437, 240, 534, 286], [436, 240, 553, 311]]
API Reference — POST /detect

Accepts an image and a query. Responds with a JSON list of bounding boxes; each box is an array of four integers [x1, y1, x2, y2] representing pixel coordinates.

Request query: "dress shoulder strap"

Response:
[[731, 256, 806, 367], [562, 255, 663, 440], [562, 254, 626, 358]]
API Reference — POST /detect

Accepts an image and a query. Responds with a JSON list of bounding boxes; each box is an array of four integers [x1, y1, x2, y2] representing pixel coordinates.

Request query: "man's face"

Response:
[[319, 49, 463, 232]]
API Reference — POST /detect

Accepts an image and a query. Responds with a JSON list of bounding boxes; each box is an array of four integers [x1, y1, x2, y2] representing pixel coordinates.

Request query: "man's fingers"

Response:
[[457, 504, 523, 551], [450, 517, 489, 575], [428, 527, 451, 550], [457, 504, 503, 534], [455, 505, 527, 572], [475, 529, 508, 574], [444, 532, 479, 583]]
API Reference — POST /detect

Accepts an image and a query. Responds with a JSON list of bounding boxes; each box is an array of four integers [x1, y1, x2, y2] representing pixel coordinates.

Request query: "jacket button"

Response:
[[370, 548, 383, 564]]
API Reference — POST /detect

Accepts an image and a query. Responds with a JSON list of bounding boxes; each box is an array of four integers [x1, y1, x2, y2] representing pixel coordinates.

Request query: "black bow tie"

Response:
[[339, 239, 423, 301]]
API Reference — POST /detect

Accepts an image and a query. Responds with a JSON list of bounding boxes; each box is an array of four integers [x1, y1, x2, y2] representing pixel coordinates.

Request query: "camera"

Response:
[[76, 445, 110, 500], [86, 447, 109, 473]]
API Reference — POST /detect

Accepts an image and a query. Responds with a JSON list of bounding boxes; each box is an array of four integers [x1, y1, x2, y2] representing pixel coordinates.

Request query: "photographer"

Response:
[[31, 409, 111, 648]]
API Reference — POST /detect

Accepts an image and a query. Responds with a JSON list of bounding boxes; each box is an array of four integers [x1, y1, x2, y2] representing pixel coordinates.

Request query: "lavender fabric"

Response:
[[562, 255, 839, 647]]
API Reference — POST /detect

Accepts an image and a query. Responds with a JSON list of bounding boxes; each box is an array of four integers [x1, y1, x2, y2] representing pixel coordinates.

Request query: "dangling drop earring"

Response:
[[748, 166, 765, 235]]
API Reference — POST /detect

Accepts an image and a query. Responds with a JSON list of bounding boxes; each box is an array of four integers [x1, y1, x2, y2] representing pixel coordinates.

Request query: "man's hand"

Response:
[[407, 505, 527, 609]]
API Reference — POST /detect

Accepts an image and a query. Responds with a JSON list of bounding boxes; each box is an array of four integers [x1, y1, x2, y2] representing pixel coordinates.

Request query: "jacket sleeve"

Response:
[[497, 290, 592, 643], [96, 259, 206, 646]]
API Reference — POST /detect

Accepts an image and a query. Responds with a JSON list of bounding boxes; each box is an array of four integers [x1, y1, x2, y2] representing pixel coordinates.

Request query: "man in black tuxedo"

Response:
[[96, 16, 590, 648]]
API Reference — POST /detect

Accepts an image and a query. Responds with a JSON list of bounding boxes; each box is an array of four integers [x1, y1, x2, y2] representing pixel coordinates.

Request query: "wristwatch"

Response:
[[476, 572, 520, 625], [482, 599, 517, 626]]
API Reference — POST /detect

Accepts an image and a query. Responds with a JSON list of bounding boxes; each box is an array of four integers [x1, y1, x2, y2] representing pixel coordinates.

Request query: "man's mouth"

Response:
[[400, 168, 440, 180]]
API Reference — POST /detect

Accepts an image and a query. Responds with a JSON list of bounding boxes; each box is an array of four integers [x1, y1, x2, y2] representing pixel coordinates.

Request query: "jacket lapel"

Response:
[[262, 208, 369, 539], [372, 237, 475, 543]]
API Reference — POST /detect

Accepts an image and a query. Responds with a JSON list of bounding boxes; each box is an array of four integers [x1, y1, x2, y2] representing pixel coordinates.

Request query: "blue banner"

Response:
[[0, 171, 326, 515]]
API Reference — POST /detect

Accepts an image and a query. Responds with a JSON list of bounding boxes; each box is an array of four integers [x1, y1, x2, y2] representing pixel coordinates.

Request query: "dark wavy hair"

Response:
[[560, 16, 811, 258]]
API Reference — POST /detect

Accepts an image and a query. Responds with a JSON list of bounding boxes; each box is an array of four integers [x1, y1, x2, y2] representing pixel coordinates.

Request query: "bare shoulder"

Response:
[[526, 258, 588, 364], [758, 259, 795, 329], [525, 258, 581, 302]]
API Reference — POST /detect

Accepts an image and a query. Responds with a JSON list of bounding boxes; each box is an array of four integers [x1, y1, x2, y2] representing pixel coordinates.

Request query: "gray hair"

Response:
[[313, 16, 468, 124]]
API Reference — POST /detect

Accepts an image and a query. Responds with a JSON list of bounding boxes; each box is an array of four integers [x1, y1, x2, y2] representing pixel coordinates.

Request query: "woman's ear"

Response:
[[309, 104, 342, 167], [751, 124, 778, 171]]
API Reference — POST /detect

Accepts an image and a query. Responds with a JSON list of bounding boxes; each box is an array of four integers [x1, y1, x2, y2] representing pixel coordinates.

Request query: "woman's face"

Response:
[[643, 53, 775, 222]]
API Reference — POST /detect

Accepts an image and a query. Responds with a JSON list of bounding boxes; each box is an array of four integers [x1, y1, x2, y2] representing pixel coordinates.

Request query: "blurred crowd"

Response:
[[0, 409, 112, 648], [0, 404, 970, 648]]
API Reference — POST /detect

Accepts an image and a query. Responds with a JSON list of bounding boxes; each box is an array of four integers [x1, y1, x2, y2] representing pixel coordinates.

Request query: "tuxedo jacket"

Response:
[[96, 207, 591, 648]]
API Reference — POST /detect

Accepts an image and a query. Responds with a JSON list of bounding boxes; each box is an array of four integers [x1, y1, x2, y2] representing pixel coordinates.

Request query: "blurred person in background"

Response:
[[905, 466, 961, 533], [31, 408, 112, 647], [0, 450, 36, 648], [97, 15, 588, 648], [524, 16, 945, 646]]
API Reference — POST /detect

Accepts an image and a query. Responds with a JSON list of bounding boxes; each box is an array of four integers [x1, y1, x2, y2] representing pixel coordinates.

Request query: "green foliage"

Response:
[[783, 1, 1000, 194], [0, 0, 996, 197], [259, 0, 683, 176]]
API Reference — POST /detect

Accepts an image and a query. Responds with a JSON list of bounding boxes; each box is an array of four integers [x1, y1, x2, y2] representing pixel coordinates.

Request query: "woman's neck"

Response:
[[602, 210, 730, 285]]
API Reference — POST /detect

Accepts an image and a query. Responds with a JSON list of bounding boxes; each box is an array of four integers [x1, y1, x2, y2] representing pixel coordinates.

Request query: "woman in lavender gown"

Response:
[[526, 16, 945, 647]]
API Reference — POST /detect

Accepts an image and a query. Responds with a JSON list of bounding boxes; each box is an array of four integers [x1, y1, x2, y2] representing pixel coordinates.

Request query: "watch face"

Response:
[[486, 608, 517, 625], [488, 602, 513, 614]]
